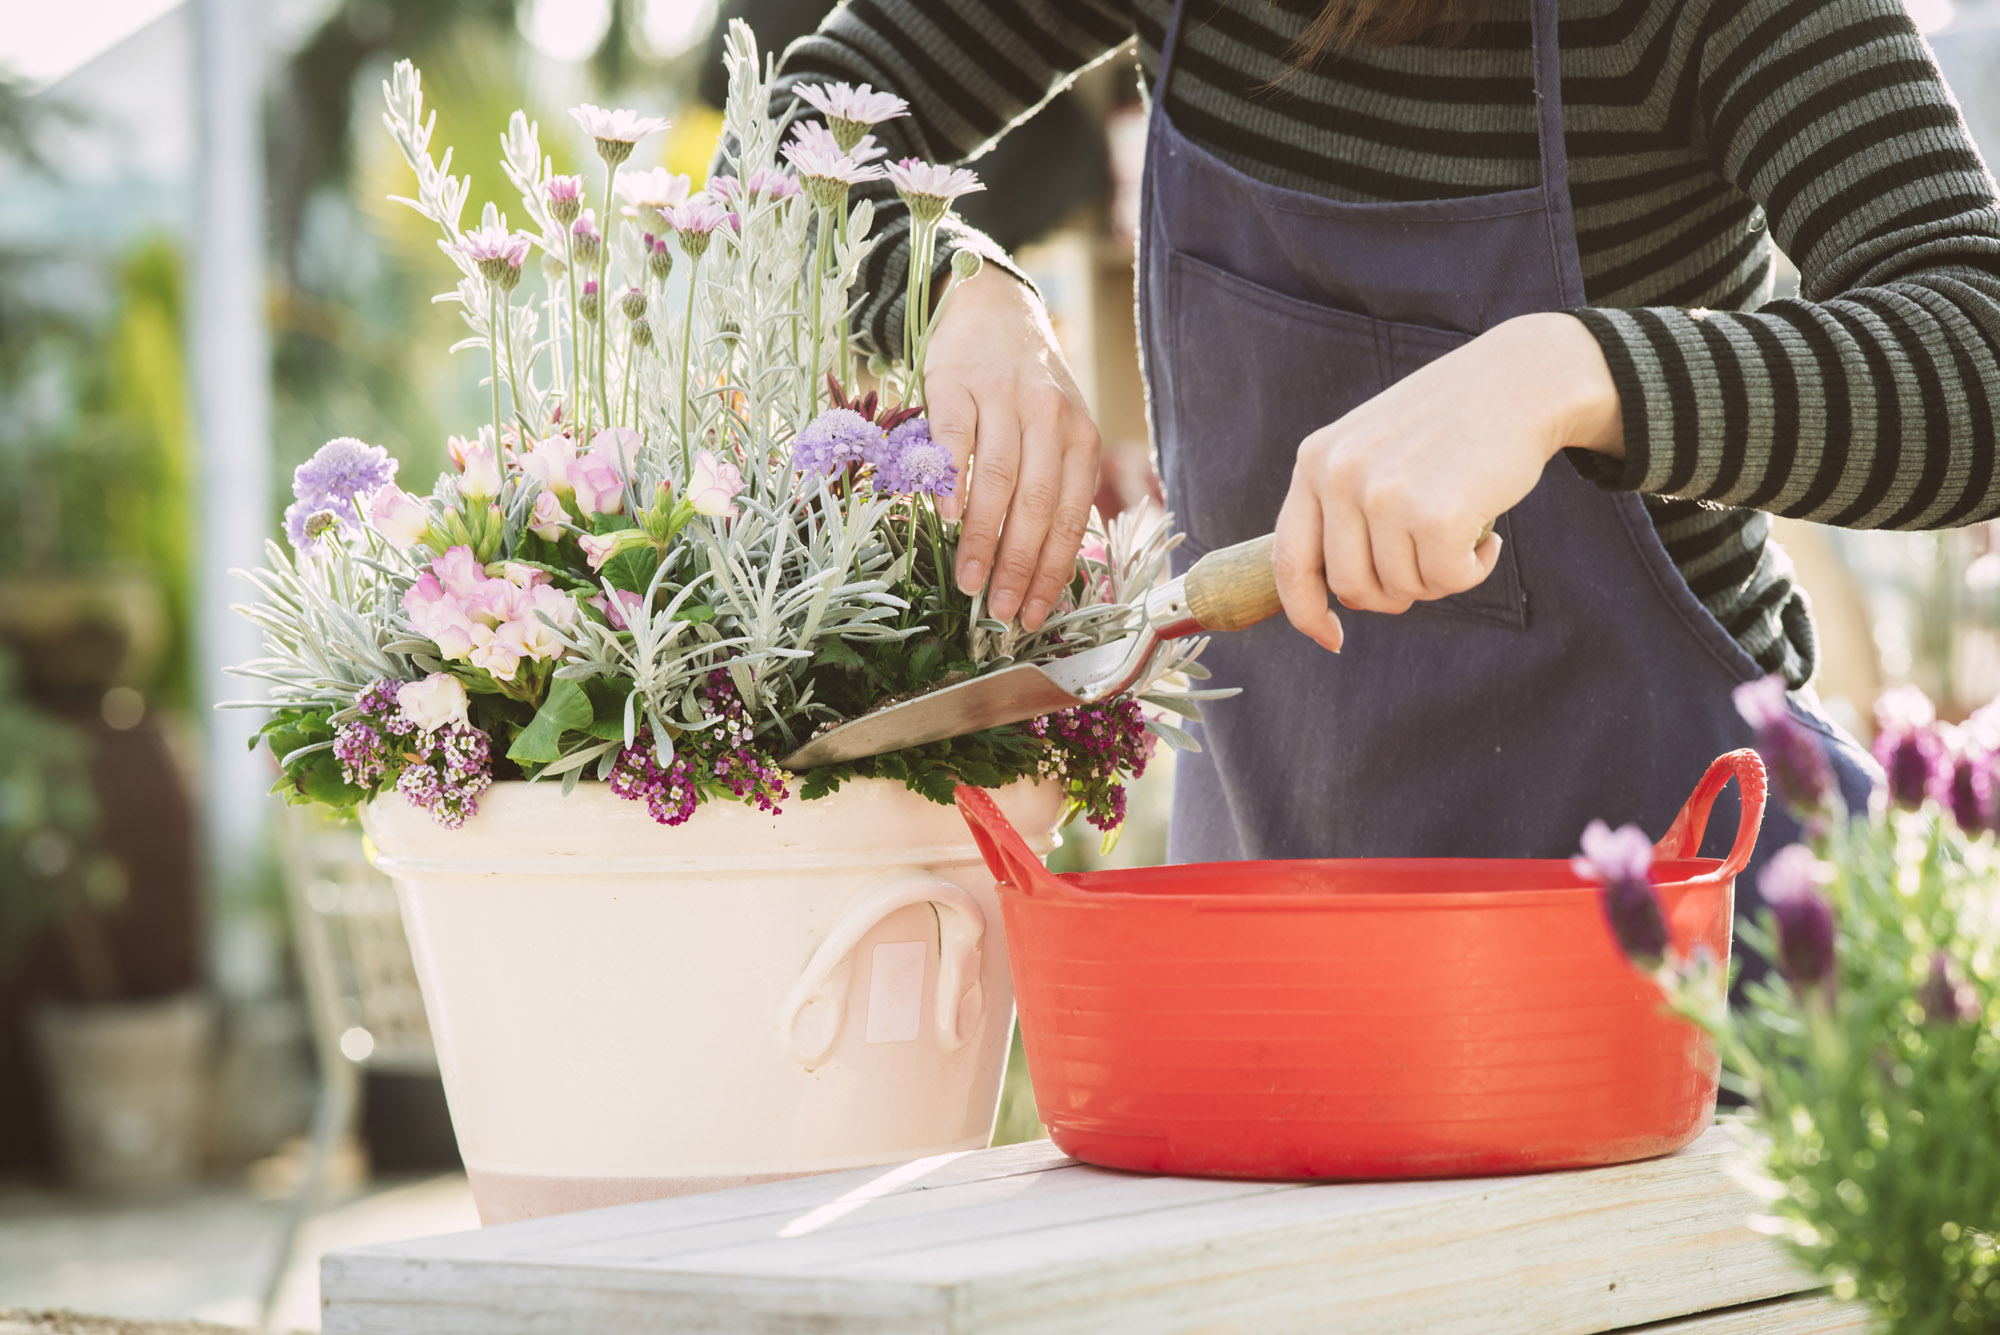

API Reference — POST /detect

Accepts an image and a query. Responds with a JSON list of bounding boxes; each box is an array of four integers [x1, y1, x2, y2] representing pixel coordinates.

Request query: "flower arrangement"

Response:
[[1575, 678, 1998, 1333], [230, 24, 1216, 837]]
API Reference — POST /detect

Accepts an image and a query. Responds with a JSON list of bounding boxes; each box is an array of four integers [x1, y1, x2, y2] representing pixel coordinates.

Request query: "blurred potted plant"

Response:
[[1579, 678, 1998, 1332], [0, 652, 211, 1190]]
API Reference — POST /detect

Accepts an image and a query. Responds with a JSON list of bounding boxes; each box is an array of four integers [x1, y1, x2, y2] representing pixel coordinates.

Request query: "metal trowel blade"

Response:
[[779, 639, 1135, 770]]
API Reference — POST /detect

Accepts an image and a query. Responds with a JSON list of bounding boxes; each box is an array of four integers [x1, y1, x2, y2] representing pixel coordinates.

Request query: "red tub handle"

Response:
[[1652, 749, 1768, 885], [955, 785, 1055, 896]]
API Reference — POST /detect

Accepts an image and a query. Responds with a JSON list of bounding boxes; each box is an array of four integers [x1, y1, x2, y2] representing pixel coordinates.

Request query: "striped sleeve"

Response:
[[771, 0, 1135, 356], [1571, 0, 2000, 529]]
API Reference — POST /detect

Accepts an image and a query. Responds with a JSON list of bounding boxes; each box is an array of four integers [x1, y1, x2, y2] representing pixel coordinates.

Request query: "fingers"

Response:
[[928, 380, 977, 524], [986, 390, 1068, 622], [1019, 418, 1101, 629], [956, 394, 1021, 597], [1273, 481, 1344, 653], [1413, 517, 1502, 598]]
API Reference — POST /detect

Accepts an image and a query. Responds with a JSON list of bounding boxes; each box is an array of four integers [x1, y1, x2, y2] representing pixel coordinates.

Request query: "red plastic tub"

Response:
[[955, 750, 1766, 1180]]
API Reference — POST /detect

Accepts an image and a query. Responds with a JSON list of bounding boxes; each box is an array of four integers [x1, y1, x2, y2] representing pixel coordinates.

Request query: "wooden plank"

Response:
[[1613, 1295, 1870, 1334], [324, 1126, 1819, 1335]]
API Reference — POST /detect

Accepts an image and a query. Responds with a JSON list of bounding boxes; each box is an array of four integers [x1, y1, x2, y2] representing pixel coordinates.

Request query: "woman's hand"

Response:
[[924, 266, 1101, 630], [1273, 312, 1626, 652]]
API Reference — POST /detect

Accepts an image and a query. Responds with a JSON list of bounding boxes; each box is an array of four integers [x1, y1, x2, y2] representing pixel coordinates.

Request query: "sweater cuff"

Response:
[[1565, 308, 1658, 493]]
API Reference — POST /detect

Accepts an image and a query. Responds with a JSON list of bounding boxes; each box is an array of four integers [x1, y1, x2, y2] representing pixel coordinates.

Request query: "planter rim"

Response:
[[362, 774, 1061, 873]]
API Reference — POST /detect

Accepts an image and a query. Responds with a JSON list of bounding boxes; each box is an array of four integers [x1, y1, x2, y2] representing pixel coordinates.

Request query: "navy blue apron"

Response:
[[1137, 0, 1877, 945]]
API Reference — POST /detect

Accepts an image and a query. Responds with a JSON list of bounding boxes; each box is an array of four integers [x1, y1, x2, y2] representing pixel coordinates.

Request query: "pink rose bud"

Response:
[[579, 531, 618, 571], [450, 437, 502, 501], [688, 449, 744, 519], [369, 486, 430, 549], [529, 489, 567, 541], [396, 673, 469, 732]]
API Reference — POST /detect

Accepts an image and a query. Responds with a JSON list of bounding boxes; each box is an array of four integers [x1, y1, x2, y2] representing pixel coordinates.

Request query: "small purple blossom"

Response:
[[1759, 844, 1838, 991], [1873, 685, 1946, 811], [607, 670, 788, 825], [331, 677, 492, 827], [791, 408, 886, 477], [1574, 820, 1669, 969], [1026, 697, 1154, 832], [1919, 949, 1981, 1025], [1733, 675, 1835, 816], [873, 417, 958, 498]]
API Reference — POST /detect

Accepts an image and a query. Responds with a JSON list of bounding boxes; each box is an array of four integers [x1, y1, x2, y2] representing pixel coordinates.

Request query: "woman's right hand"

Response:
[[923, 266, 1102, 632]]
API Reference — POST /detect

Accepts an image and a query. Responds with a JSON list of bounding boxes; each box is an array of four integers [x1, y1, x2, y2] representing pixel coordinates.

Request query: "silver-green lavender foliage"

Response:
[[234, 21, 1214, 778]]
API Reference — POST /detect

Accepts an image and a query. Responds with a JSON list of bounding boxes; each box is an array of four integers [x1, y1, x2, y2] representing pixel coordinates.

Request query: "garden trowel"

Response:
[[779, 533, 1283, 770]]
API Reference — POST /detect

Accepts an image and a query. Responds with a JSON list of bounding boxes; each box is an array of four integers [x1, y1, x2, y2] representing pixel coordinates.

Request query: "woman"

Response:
[[771, 0, 1997, 897]]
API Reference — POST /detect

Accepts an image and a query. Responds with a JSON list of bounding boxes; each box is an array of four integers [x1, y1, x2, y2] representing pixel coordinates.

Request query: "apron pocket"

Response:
[[1165, 252, 1526, 631]]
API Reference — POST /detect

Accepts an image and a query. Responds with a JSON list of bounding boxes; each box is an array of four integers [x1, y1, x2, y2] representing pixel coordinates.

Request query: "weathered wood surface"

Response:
[[323, 1127, 1857, 1335], [1630, 1295, 1871, 1334]]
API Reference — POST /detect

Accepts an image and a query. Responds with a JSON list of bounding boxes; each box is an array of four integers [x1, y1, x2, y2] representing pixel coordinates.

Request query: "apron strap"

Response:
[[1529, 0, 1586, 306], [1157, 0, 1191, 105]]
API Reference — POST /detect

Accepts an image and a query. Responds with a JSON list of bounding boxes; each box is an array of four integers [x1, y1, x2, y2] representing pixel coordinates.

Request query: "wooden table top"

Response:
[[322, 1125, 1868, 1334]]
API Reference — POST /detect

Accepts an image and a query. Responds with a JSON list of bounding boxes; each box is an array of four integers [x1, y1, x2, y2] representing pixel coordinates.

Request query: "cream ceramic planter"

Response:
[[362, 777, 1062, 1225]]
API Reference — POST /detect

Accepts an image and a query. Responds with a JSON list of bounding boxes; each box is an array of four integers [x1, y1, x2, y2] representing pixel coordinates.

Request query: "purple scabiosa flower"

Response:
[[1919, 949, 1982, 1025], [791, 408, 886, 477], [1574, 820, 1669, 970], [1873, 685, 1945, 811], [872, 418, 958, 498], [287, 437, 398, 551], [1732, 674, 1836, 816], [1759, 843, 1838, 992], [546, 174, 585, 225]]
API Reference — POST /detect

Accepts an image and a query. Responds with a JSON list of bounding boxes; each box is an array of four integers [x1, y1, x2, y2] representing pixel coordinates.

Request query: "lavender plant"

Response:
[[229, 22, 1217, 835], [1575, 679, 1999, 1332]]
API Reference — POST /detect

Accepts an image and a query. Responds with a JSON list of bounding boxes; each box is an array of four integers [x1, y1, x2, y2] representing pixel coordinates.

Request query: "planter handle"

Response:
[[1653, 749, 1768, 886], [780, 870, 987, 1072]]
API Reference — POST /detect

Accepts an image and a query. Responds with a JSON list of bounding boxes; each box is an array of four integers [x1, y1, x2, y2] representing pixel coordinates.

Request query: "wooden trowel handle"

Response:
[[1184, 534, 1283, 633]]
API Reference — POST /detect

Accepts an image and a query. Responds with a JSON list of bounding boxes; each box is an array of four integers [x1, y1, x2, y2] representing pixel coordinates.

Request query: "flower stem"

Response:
[[808, 205, 833, 412], [597, 164, 619, 432], [910, 220, 937, 406], [564, 231, 583, 432], [487, 281, 504, 451], [501, 296, 530, 437], [679, 254, 700, 475]]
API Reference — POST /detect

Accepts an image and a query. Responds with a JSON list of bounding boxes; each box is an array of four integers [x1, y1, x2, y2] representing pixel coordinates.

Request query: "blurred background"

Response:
[[0, 0, 1998, 1328]]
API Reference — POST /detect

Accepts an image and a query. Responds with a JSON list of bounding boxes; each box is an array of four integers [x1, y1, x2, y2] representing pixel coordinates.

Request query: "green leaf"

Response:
[[814, 638, 866, 671], [909, 639, 943, 684], [507, 677, 594, 765], [602, 544, 661, 595]]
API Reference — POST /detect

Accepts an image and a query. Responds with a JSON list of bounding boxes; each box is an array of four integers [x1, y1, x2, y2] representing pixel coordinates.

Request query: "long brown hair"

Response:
[[1285, 0, 1493, 63]]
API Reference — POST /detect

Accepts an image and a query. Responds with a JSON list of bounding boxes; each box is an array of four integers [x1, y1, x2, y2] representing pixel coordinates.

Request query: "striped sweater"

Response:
[[771, 0, 2000, 686]]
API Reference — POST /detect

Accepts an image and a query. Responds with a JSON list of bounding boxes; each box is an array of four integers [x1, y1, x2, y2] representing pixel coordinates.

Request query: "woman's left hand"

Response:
[[1272, 311, 1626, 653]]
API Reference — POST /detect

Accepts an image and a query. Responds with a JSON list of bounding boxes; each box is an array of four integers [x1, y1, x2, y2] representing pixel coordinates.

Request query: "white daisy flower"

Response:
[[885, 158, 984, 221], [793, 81, 908, 152], [568, 104, 672, 165]]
